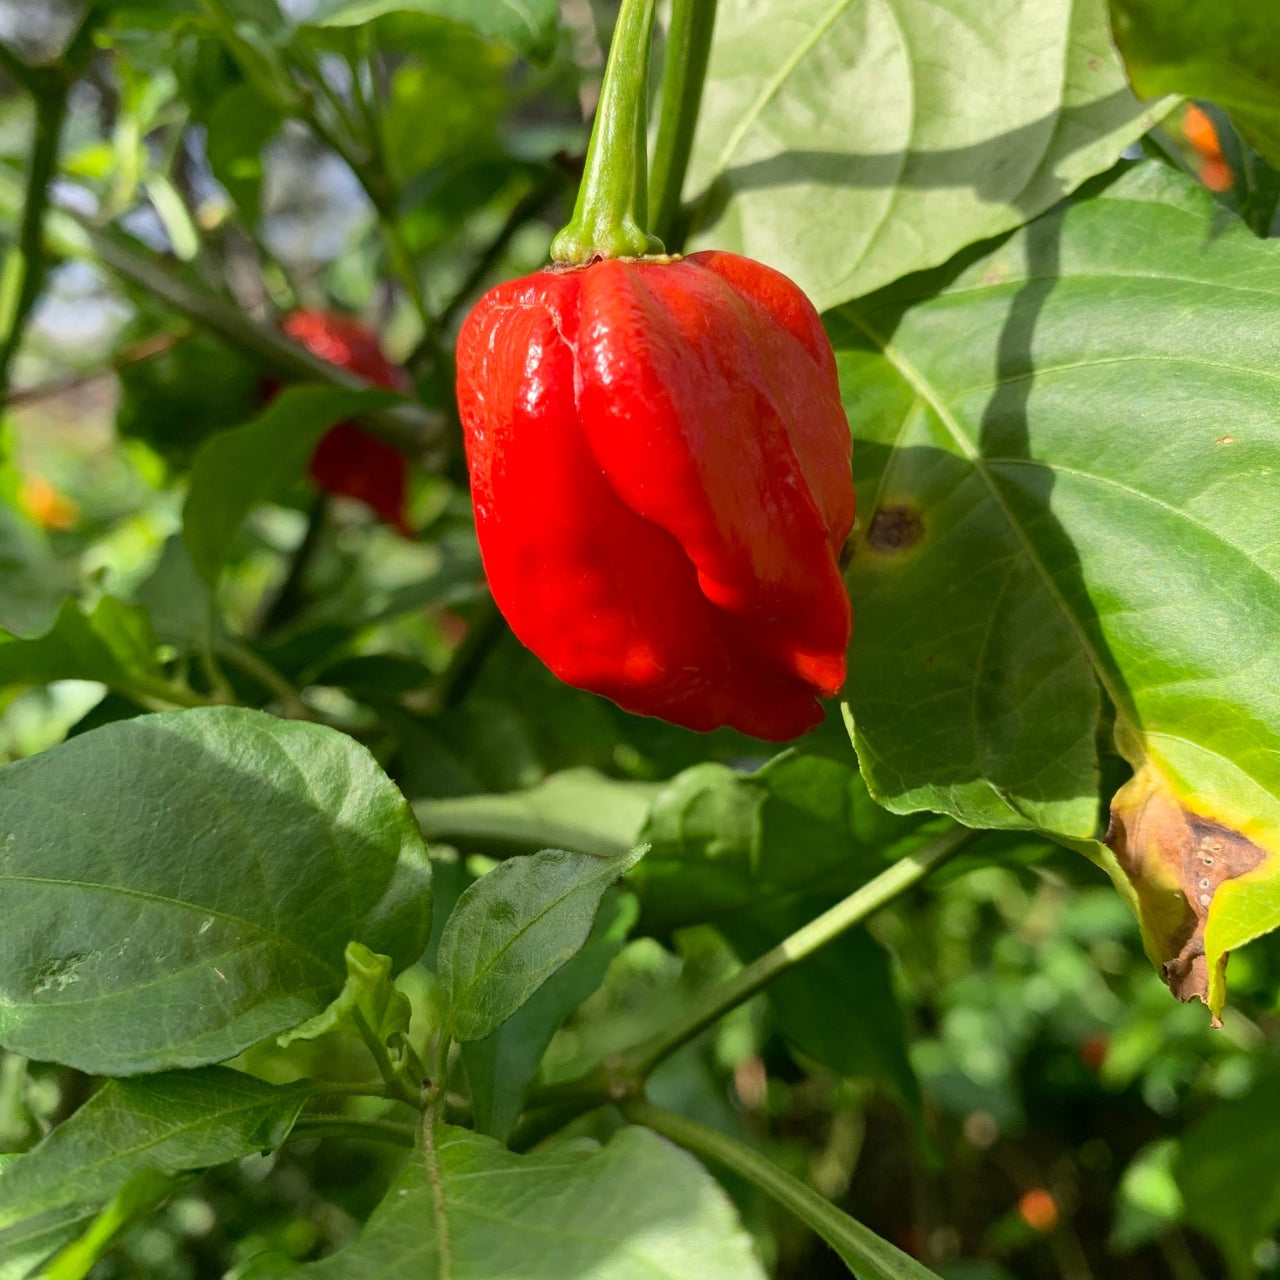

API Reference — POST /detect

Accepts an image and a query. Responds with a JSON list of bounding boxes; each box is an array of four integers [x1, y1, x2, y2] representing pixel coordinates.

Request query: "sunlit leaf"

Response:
[[264, 1124, 766, 1279], [832, 161, 1280, 1017], [686, 0, 1168, 310]]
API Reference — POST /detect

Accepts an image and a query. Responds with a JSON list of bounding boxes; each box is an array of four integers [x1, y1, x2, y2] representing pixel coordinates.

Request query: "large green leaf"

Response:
[[462, 890, 637, 1143], [264, 1124, 766, 1279], [183, 386, 395, 584], [1109, 0, 1280, 167], [305, 0, 560, 61], [832, 161, 1280, 1017], [0, 707, 430, 1073], [438, 845, 644, 1042], [685, 0, 1168, 311], [0, 1068, 308, 1270], [633, 750, 945, 929]]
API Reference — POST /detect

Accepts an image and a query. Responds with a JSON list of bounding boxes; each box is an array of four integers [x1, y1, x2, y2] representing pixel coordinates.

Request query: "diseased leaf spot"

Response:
[[866, 504, 924, 555], [31, 951, 97, 996], [1106, 765, 1266, 1023]]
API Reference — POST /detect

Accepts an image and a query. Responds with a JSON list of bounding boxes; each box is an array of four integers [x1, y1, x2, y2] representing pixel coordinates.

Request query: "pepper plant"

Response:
[[1, 1, 1280, 1277]]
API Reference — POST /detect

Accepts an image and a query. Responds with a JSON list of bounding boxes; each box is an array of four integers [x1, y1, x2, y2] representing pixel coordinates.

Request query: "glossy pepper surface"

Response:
[[456, 251, 854, 741], [282, 310, 413, 534]]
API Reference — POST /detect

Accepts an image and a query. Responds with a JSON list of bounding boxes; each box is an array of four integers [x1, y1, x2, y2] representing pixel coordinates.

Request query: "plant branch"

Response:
[[0, 13, 99, 395], [620, 824, 975, 1077], [522, 828, 973, 1134], [353, 1008, 422, 1108], [0, 88, 67, 396], [622, 1097, 943, 1280], [288, 1115, 416, 1147], [649, 0, 717, 249], [257, 493, 328, 635], [433, 597, 508, 711], [426, 172, 563, 345], [305, 1079, 403, 1101], [217, 639, 312, 719], [0, 181, 442, 456]]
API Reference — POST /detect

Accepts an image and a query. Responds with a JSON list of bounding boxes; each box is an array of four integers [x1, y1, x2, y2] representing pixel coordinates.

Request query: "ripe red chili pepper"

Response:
[[456, 251, 854, 741], [281, 311, 413, 535]]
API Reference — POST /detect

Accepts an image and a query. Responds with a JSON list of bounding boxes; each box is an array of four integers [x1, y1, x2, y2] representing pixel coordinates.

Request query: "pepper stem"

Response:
[[550, 0, 665, 263], [649, 0, 718, 249]]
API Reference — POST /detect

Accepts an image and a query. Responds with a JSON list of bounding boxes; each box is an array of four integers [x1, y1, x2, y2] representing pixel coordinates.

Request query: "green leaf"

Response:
[[1176, 1060, 1280, 1277], [720, 898, 920, 1115], [415, 768, 660, 859], [38, 1169, 176, 1280], [462, 890, 637, 1143], [204, 83, 282, 225], [0, 1068, 308, 1272], [0, 707, 430, 1074], [685, 0, 1168, 311], [0, 598, 158, 690], [0, 503, 70, 639], [438, 845, 646, 1042], [183, 386, 396, 585], [633, 751, 946, 929], [266, 1123, 766, 1279], [115, 331, 264, 467], [305, 0, 561, 61], [277, 941, 411, 1049], [380, 25, 508, 186], [831, 160, 1280, 1016], [131, 536, 212, 652], [627, 1100, 939, 1280], [1109, 0, 1280, 167]]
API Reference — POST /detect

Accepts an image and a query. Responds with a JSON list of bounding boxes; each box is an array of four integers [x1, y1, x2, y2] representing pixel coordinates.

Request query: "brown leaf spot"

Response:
[[1106, 764, 1265, 1019], [1215, 435, 1236, 445], [867, 504, 924, 554]]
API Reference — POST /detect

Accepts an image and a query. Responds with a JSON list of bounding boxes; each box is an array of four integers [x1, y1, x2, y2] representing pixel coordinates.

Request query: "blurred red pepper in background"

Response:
[[281, 310, 414, 535], [456, 250, 854, 741]]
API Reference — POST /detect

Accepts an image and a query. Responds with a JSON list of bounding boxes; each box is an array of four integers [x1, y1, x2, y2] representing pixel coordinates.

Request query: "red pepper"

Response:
[[281, 310, 414, 535], [456, 251, 854, 740]]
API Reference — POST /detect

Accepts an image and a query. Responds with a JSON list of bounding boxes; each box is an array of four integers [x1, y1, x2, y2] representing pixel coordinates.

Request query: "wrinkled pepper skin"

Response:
[[282, 311, 413, 535], [456, 251, 854, 741]]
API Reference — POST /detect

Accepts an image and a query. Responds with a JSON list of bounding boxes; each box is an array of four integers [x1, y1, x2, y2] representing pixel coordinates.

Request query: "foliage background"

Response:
[[2, 1, 1280, 1279]]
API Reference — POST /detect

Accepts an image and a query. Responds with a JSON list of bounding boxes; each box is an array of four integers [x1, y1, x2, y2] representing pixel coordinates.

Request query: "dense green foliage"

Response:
[[2, 2, 1280, 1278]]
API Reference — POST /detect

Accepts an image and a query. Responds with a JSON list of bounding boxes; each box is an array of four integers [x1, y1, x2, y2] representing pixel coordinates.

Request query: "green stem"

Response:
[[550, 0, 664, 262], [218, 640, 311, 719], [124, 674, 219, 710], [353, 1009, 422, 1108], [0, 88, 66, 397], [68, 214, 439, 456], [0, 14, 98, 396], [622, 1098, 943, 1280], [648, 0, 717, 249], [288, 1115, 416, 1147], [257, 493, 327, 635], [522, 828, 972, 1135], [426, 171, 563, 342], [305, 1079, 403, 1101], [434, 598, 509, 711], [620, 825, 974, 1077]]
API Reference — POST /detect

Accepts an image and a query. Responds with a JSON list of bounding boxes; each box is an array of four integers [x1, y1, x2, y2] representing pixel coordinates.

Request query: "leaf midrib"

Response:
[[0, 873, 337, 978]]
